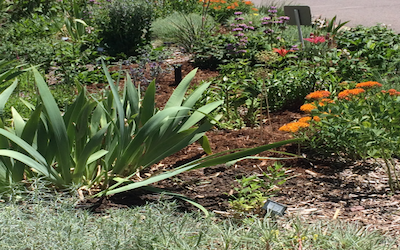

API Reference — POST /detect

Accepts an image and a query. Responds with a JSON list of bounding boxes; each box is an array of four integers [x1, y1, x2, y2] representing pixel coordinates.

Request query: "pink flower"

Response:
[[304, 36, 326, 44]]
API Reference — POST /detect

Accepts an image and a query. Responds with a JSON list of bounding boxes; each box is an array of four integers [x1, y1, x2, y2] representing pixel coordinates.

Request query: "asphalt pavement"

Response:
[[252, 0, 400, 33]]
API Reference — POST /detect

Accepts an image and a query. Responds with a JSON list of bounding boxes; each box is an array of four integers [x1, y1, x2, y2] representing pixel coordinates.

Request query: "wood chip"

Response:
[[350, 206, 365, 212], [333, 208, 341, 220], [305, 170, 318, 176]]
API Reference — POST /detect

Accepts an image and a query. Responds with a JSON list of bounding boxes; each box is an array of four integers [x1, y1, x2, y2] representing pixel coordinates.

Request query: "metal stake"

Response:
[[294, 9, 305, 47]]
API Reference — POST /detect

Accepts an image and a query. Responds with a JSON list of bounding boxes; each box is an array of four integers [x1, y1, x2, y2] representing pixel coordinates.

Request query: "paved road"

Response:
[[252, 0, 400, 33]]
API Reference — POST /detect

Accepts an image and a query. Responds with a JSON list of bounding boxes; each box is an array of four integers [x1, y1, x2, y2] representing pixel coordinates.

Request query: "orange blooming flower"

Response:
[[320, 98, 334, 103], [383, 89, 400, 96], [318, 98, 334, 106], [298, 116, 312, 123], [252, 7, 258, 11], [300, 103, 317, 113], [279, 122, 309, 133], [338, 88, 365, 99], [355, 81, 382, 88], [273, 47, 294, 57], [244, 0, 252, 4], [313, 116, 321, 122], [227, 5, 232, 9], [305, 90, 331, 100], [234, 1, 239, 6]]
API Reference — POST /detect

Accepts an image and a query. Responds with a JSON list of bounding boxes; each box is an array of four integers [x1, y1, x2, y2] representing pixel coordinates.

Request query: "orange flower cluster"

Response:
[[318, 98, 334, 106], [298, 116, 312, 123], [279, 122, 309, 133], [279, 116, 321, 133], [305, 90, 331, 100], [300, 103, 317, 113], [313, 116, 321, 122], [382, 89, 400, 96], [338, 88, 365, 99], [355, 81, 382, 89], [226, 2, 239, 9]]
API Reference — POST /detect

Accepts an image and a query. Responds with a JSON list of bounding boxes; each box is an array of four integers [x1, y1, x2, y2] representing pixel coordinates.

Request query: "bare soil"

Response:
[[80, 56, 400, 237]]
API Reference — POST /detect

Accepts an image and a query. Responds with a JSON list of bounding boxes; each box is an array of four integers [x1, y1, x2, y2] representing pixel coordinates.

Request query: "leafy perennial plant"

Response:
[[280, 81, 400, 191], [0, 63, 299, 207]]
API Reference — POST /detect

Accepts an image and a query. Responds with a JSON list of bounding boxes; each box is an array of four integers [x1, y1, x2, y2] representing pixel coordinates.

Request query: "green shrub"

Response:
[[336, 25, 400, 81], [97, 0, 153, 57]]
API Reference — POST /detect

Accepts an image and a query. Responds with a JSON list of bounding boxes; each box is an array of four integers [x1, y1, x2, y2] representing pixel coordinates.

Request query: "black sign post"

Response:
[[284, 6, 312, 47], [262, 199, 287, 217]]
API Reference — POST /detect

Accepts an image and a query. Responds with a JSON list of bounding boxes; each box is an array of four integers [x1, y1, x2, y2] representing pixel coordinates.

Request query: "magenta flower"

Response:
[[304, 36, 326, 44]]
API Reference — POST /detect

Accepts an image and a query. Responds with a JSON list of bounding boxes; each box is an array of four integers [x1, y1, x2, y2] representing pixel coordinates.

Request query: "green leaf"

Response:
[[0, 149, 59, 182], [140, 80, 156, 125], [0, 79, 18, 118], [164, 68, 198, 109], [33, 67, 72, 184], [100, 138, 300, 196], [198, 135, 212, 155]]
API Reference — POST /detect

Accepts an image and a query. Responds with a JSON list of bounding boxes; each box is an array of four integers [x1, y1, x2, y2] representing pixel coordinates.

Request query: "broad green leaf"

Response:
[[87, 149, 108, 165], [102, 60, 126, 147], [11, 107, 25, 137], [0, 79, 18, 118], [198, 135, 212, 155], [112, 106, 190, 174], [33, 68, 72, 184], [164, 68, 198, 109], [0, 149, 59, 182], [101, 138, 300, 196], [73, 125, 109, 180], [140, 80, 155, 125], [0, 128, 48, 167], [178, 100, 222, 132], [124, 73, 140, 121]]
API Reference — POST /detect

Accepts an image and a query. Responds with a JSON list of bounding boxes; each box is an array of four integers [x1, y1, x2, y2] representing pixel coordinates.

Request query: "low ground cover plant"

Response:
[[0, 187, 397, 249]]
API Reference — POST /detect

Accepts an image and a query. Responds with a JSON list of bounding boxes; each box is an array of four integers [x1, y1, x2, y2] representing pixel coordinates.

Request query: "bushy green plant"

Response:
[[0, 63, 299, 200], [283, 82, 400, 191], [96, 0, 153, 57], [0, 14, 56, 69], [193, 8, 293, 69], [336, 25, 400, 81], [6, 0, 61, 20], [229, 162, 288, 215], [193, 32, 235, 69], [151, 12, 215, 52]]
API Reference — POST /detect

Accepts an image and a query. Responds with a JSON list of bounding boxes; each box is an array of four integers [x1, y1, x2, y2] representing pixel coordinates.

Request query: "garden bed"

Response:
[[80, 60, 400, 238]]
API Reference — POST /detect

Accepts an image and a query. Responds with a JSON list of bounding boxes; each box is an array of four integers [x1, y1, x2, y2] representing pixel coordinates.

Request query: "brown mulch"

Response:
[[79, 53, 400, 238]]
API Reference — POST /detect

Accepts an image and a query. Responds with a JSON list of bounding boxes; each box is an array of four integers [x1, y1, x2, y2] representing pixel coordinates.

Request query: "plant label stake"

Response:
[[174, 64, 182, 86], [263, 199, 287, 216], [284, 6, 312, 47]]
